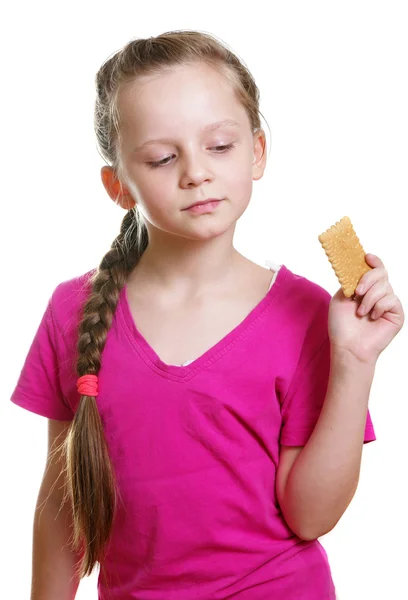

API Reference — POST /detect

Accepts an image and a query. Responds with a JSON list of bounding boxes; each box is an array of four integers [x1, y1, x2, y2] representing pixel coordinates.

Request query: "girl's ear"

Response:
[[252, 129, 267, 181], [100, 166, 136, 210]]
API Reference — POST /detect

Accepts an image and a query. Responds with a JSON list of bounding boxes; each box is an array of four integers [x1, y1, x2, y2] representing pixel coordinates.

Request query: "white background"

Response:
[[2, 1, 407, 599]]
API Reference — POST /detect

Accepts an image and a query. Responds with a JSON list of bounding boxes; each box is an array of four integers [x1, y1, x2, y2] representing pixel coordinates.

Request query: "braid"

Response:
[[64, 209, 148, 578], [77, 210, 140, 375]]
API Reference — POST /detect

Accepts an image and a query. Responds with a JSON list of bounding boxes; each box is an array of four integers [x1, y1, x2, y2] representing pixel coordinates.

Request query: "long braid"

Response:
[[64, 209, 148, 578]]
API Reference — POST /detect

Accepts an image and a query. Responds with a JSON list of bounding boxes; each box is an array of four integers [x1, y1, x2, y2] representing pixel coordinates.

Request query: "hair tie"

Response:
[[77, 374, 99, 397]]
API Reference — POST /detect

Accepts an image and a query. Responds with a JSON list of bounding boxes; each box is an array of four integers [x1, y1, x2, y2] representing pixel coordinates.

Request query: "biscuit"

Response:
[[318, 216, 372, 298]]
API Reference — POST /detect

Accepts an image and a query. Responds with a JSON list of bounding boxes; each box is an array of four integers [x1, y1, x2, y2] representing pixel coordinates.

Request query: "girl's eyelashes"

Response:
[[147, 143, 235, 169]]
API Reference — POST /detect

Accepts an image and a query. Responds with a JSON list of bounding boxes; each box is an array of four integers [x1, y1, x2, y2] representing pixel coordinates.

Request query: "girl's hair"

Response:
[[61, 29, 269, 581]]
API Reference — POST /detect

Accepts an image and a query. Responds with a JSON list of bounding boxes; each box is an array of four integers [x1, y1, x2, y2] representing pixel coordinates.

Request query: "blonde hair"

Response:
[[62, 29, 270, 581]]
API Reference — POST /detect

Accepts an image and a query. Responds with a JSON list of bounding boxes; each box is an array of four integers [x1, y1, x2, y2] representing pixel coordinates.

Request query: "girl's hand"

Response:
[[328, 254, 405, 366]]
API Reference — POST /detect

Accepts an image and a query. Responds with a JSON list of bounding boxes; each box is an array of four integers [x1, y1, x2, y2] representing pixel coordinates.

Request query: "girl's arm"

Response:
[[31, 420, 82, 600], [277, 349, 376, 541]]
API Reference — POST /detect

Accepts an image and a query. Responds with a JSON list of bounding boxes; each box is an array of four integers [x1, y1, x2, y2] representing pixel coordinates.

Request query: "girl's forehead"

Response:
[[119, 63, 235, 108], [117, 68, 242, 132]]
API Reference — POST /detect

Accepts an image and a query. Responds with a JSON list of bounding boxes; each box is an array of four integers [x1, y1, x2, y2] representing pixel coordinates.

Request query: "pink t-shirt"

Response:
[[10, 263, 376, 600]]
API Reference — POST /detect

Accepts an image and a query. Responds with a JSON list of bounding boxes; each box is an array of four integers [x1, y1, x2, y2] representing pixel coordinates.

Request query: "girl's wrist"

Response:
[[330, 344, 378, 372]]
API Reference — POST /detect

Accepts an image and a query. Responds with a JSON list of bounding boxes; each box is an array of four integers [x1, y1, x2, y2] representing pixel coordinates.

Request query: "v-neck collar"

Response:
[[117, 264, 288, 381]]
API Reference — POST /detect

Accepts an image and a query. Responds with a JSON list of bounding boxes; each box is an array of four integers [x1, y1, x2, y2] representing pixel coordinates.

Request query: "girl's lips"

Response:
[[183, 200, 223, 214], [183, 198, 224, 210]]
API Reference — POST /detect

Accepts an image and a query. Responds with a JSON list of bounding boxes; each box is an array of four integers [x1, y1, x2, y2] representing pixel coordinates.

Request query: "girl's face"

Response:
[[107, 62, 266, 241]]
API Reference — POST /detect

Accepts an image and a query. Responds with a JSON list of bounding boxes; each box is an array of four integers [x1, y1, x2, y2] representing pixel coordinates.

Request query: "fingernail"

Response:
[[356, 284, 365, 294], [358, 304, 366, 315]]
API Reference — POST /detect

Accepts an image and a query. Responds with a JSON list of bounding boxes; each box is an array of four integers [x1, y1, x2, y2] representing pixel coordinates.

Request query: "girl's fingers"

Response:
[[356, 266, 387, 295], [371, 293, 400, 320], [357, 278, 390, 316]]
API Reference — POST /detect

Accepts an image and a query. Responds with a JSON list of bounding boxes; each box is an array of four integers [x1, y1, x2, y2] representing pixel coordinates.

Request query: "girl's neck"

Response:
[[127, 247, 250, 299]]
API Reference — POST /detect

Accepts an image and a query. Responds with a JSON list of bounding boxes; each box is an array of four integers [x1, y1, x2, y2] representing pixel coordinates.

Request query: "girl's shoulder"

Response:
[[280, 263, 332, 309], [49, 268, 97, 332], [276, 264, 332, 351], [51, 267, 96, 305]]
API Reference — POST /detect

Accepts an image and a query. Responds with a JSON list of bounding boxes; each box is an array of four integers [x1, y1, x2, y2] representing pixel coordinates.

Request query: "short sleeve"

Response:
[[280, 335, 376, 446], [10, 296, 75, 421]]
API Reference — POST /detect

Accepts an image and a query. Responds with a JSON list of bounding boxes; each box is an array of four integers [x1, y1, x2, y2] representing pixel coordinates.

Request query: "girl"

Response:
[[11, 30, 404, 600]]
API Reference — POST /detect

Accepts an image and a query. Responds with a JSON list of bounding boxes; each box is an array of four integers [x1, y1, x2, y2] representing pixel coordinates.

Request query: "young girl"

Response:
[[11, 30, 404, 600]]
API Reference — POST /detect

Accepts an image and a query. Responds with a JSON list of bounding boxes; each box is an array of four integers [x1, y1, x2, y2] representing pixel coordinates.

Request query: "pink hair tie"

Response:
[[77, 374, 99, 397]]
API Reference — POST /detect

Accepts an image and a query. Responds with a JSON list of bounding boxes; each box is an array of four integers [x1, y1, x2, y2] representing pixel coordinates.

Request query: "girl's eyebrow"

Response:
[[133, 119, 240, 152]]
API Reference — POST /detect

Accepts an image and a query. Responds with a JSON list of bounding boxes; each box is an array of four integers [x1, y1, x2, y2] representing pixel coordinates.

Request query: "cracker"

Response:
[[318, 216, 372, 298]]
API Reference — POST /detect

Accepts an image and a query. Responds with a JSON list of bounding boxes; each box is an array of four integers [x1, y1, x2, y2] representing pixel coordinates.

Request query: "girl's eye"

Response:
[[147, 143, 235, 169]]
